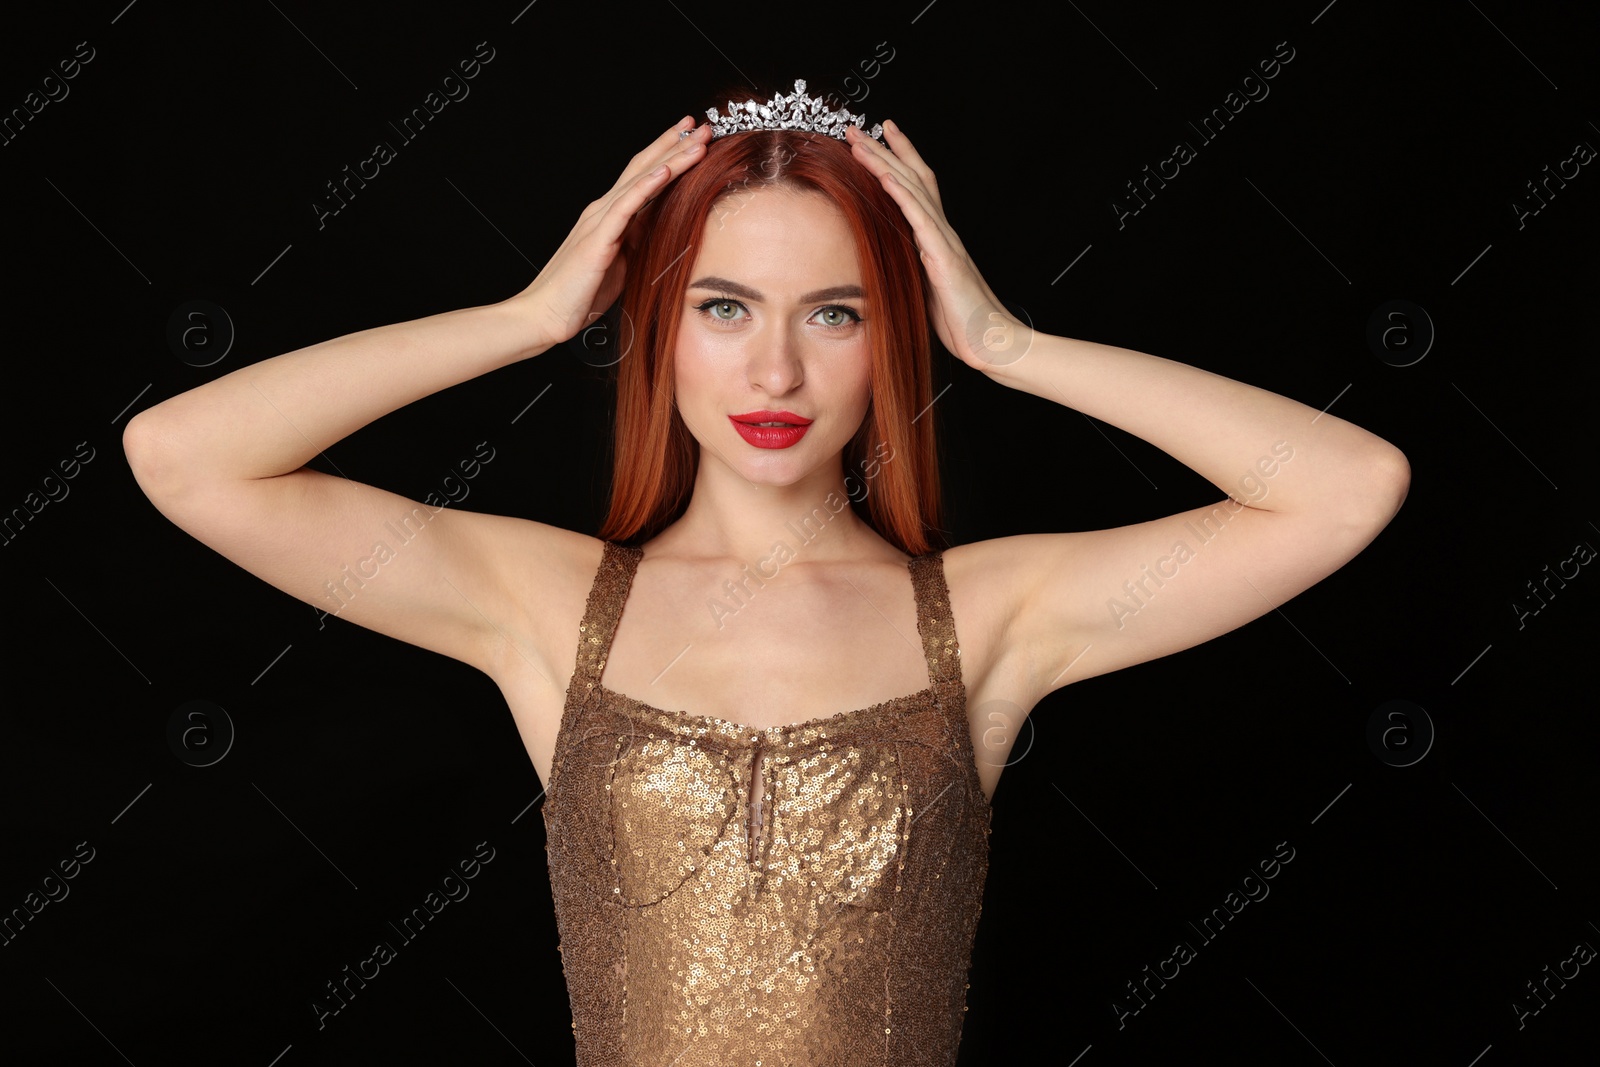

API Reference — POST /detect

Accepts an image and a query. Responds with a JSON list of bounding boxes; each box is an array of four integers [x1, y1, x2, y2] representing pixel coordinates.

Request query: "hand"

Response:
[[844, 121, 1032, 371], [506, 117, 714, 349]]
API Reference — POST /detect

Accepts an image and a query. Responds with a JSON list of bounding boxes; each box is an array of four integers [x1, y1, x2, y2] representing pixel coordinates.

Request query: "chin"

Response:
[[721, 439, 839, 483]]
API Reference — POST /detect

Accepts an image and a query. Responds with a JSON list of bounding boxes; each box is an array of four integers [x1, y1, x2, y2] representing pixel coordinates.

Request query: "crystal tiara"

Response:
[[704, 78, 884, 143]]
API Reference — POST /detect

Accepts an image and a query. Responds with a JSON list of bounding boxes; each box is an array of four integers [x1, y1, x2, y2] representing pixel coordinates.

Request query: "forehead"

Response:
[[693, 185, 861, 287]]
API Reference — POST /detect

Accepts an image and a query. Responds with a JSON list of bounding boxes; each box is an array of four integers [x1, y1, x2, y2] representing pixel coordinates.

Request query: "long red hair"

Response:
[[596, 100, 945, 556]]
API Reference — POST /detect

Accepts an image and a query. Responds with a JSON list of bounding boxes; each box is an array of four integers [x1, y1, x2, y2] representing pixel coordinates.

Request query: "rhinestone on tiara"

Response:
[[705, 78, 884, 143]]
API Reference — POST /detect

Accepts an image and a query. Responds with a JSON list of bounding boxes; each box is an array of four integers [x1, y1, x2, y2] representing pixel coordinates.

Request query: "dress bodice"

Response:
[[541, 540, 992, 1065]]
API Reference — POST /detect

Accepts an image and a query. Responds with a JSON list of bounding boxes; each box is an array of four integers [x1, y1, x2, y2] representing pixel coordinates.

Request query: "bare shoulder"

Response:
[[468, 516, 606, 691], [471, 521, 608, 790], [940, 529, 1132, 712], [938, 535, 1068, 715], [938, 487, 1405, 714]]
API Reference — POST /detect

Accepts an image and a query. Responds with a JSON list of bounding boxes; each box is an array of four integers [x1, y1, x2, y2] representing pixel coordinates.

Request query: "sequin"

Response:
[[542, 541, 991, 1064]]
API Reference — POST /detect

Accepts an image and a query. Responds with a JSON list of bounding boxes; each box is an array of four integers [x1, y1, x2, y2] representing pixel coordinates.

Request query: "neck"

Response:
[[647, 449, 887, 566]]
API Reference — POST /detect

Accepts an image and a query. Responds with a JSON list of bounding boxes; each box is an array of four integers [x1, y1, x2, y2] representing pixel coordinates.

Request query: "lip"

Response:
[[729, 414, 811, 449], [730, 410, 813, 426]]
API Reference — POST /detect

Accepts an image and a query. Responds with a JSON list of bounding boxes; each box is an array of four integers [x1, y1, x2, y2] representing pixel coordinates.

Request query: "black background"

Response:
[[3, 1, 1598, 1064]]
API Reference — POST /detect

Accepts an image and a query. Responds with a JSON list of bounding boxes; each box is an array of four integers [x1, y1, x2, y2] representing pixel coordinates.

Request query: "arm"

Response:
[[844, 122, 1408, 707], [967, 333, 1406, 699], [124, 117, 716, 677], [124, 299, 567, 674]]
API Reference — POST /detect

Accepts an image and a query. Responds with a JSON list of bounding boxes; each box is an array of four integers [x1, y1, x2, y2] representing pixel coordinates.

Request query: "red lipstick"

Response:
[[729, 410, 812, 449]]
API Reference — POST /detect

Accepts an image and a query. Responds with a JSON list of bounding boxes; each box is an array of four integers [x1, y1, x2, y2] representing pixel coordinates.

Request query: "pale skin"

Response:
[[124, 115, 1409, 817]]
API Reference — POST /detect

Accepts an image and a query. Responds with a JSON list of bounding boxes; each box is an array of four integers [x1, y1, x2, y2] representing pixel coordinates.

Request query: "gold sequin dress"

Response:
[[542, 541, 992, 1065]]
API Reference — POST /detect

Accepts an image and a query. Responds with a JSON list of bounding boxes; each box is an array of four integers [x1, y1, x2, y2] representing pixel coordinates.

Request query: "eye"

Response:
[[693, 297, 748, 324], [812, 305, 863, 330]]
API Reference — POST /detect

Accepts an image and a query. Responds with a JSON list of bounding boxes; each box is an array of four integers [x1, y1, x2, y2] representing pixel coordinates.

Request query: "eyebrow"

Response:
[[687, 276, 865, 304]]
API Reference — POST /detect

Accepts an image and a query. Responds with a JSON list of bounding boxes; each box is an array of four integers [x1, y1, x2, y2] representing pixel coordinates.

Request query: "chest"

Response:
[[500, 545, 1019, 806], [599, 563, 937, 727]]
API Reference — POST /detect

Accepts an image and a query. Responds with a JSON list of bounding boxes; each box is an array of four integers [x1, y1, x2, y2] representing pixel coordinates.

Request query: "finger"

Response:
[[878, 119, 938, 194], [617, 117, 692, 178], [614, 118, 710, 193], [846, 125, 936, 207], [850, 131, 944, 226], [613, 128, 708, 208], [596, 136, 706, 242], [851, 122, 934, 204], [878, 170, 962, 276]]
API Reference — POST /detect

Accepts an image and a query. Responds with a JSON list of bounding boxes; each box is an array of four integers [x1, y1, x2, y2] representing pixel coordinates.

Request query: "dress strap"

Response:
[[908, 552, 964, 694], [571, 540, 644, 694]]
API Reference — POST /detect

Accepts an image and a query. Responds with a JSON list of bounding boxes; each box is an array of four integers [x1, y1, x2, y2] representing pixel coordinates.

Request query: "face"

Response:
[[673, 184, 872, 485]]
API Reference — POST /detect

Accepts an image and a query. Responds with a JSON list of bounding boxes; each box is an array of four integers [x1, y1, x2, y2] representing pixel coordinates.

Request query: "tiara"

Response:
[[704, 78, 884, 143]]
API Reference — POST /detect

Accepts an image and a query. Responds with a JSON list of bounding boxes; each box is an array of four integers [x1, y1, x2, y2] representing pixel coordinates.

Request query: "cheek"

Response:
[[846, 345, 873, 404], [672, 339, 712, 401], [852, 370, 873, 409]]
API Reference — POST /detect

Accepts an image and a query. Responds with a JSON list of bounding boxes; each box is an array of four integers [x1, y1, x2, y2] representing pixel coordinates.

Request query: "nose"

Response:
[[746, 319, 804, 395]]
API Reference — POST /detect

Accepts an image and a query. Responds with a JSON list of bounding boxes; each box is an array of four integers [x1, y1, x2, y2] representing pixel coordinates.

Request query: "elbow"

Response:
[[122, 411, 156, 482], [1359, 446, 1410, 527], [123, 410, 186, 502]]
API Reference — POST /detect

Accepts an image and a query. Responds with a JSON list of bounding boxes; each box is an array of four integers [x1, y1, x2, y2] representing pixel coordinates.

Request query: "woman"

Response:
[[124, 80, 1408, 1064]]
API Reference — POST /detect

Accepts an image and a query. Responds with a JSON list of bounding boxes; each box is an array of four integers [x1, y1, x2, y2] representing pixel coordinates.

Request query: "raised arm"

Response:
[[843, 121, 1408, 708], [123, 116, 716, 677], [960, 334, 1406, 701]]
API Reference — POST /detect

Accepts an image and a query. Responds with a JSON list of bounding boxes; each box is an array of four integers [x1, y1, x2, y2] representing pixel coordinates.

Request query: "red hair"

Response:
[[597, 104, 945, 556]]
